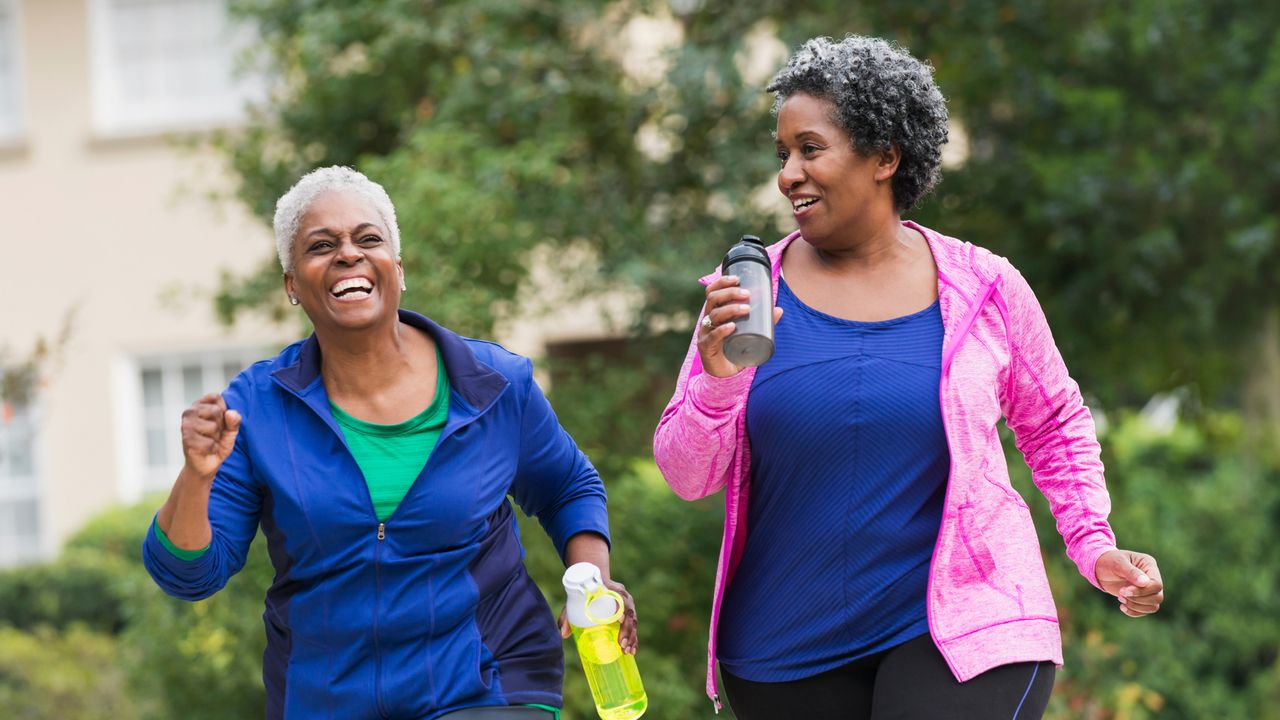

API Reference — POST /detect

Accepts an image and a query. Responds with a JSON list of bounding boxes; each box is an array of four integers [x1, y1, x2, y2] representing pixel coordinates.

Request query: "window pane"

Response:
[[10, 498, 37, 538], [102, 0, 258, 130], [146, 424, 168, 468], [182, 365, 204, 403], [5, 420, 31, 477], [142, 368, 164, 409], [222, 360, 245, 386], [0, 2, 16, 132]]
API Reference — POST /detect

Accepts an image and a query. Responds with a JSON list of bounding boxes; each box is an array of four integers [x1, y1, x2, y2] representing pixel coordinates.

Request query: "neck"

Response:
[[314, 316, 417, 397], [808, 214, 911, 271]]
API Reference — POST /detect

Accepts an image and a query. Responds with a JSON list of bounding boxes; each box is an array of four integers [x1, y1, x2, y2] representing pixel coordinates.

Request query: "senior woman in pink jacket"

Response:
[[653, 35, 1163, 719]]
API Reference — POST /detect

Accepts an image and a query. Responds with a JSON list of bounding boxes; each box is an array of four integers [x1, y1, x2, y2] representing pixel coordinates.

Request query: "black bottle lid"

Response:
[[722, 235, 770, 272]]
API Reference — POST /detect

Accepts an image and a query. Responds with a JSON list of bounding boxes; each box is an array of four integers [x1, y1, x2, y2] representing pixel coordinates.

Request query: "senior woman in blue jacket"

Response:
[[142, 166, 636, 720]]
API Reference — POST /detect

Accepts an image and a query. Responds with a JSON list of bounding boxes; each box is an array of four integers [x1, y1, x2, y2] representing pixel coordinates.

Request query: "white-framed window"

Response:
[[0, 0, 24, 141], [0, 399, 43, 567], [122, 348, 262, 494], [89, 0, 264, 135]]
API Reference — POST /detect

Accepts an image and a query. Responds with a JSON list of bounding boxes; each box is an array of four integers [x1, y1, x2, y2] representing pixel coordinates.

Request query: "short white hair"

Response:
[[272, 166, 401, 273]]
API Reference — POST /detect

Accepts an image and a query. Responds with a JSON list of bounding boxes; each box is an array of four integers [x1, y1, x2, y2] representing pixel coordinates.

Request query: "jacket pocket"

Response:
[[950, 491, 1029, 616], [983, 467, 1029, 509]]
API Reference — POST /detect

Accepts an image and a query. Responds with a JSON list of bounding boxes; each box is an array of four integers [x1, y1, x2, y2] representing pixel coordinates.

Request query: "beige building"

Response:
[[0, 0, 293, 567], [0, 0, 630, 568]]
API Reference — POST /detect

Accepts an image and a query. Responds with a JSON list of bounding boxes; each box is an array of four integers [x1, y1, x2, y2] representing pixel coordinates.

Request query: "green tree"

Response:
[[842, 0, 1280, 411], [218, 0, 1280, 416], [217, 0, 659, 338]]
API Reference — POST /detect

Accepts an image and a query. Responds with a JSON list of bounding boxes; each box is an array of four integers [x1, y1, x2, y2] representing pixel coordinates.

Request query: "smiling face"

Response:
[[775, 93, 900, 249], [284, 189, 403, 333]]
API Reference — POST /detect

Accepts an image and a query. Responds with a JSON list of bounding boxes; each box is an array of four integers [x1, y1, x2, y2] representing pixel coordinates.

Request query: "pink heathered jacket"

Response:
[[653, 221, 1117, 710]]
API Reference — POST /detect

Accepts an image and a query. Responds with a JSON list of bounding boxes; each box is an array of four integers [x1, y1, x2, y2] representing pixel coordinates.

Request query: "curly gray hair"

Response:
[[767, 35, 948, 213], [273, 166, 401, 273]]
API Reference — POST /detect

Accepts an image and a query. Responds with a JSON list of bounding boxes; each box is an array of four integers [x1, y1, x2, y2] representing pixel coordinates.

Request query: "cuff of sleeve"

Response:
[[546, 500, 611, 562], [1079, 542, 1118, 591], [152, 516, 210, 560], [688, 369, 753, 411]]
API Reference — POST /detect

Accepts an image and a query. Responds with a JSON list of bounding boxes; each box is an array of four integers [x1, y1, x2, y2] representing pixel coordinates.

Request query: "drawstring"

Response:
[[942, 274, 1003, 379]]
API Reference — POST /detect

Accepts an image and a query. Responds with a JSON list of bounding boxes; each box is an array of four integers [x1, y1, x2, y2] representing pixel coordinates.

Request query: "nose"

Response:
[[335, 237, 364, 265], [778, 153, 805, 194]]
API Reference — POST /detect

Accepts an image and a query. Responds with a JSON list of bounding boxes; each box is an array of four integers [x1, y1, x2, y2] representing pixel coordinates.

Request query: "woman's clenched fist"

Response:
[[180, 393, 241, 480]]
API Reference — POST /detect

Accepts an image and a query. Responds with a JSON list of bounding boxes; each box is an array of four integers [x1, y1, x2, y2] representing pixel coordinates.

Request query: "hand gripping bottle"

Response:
[[721, 234, 774, 367], [563, 562, 647, 720]]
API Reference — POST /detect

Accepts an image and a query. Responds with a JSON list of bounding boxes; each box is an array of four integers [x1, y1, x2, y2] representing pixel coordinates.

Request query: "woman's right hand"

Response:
[[696, 275, 783, 378], [180, 393, 242, 481]]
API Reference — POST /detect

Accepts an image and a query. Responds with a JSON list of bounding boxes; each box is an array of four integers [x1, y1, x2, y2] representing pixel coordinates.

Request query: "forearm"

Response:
[[655, 364, 751, 500], [564, 531, 612, 580], [156, 465, 216, 551]]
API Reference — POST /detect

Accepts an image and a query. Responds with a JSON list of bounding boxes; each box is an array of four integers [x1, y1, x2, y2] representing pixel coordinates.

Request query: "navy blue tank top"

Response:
[[717, 275, 949, 681]]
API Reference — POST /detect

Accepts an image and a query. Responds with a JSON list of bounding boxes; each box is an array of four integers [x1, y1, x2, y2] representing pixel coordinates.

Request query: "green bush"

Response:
[[0, 499, 272, 720], [1014, 413, 1280, 719], [0, 625, 143, 719], [0, 551, 130, 633], [518, 461, 727, 719]]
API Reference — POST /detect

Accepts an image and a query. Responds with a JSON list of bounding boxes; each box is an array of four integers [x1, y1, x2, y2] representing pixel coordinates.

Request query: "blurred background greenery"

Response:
[[3, 0, 1279, 718]]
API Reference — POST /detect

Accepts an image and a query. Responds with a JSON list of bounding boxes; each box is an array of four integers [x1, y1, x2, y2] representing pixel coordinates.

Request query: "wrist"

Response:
[[178, 463, 217, 486]]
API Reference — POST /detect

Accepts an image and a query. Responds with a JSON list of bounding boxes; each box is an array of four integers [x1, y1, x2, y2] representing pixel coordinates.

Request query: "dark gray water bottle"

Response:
[[722, 235, 774, 367]]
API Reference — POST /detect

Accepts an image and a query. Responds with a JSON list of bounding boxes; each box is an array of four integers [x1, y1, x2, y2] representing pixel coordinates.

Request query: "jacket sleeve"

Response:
[[142, 375, 263, 601], [652, 299, 753, 501], [509, 359, 610, 562], [997, 262, 1116, 589]]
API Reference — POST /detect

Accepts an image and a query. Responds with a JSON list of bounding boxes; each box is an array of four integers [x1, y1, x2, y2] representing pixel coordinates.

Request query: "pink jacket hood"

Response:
[[653, 222, 1117, 710]]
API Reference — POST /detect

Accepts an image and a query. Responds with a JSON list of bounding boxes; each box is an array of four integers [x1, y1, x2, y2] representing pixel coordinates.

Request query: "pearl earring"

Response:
[[400, 279, 407, 291], [289, 296, 299, 306]]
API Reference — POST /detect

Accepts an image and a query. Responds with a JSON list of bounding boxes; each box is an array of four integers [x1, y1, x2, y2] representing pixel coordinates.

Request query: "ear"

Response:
[[874, 143, 902, 182], [283, 273, 295, 299]]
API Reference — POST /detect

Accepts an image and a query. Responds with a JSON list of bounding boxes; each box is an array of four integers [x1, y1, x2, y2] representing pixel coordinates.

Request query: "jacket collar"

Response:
[[749, 222, 999, 377], [706, 221, 977, 290], [270, 309, 509, 414]]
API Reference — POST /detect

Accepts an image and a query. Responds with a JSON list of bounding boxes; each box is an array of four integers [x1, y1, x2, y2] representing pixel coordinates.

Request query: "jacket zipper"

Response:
[[374, 522, 388, 719]]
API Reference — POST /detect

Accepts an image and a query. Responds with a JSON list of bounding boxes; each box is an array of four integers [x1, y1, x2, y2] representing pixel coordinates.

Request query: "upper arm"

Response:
[[510, 361, 609, 558]]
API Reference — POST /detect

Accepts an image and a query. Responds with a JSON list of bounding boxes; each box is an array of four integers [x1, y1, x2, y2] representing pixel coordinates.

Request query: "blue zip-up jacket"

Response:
[[143, 310, 610, 719]]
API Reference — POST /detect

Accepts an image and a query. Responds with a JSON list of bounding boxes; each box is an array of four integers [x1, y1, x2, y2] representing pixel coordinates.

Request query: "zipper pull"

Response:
[[377, 522, 385, 541]]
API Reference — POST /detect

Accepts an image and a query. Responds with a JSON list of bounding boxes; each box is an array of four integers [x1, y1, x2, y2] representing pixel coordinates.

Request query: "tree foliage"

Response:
[[216, 0, 1279, 410], [845, 0, 1280, 406]]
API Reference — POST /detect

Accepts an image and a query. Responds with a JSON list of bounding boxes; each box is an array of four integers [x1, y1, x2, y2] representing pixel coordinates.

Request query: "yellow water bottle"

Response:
[[562, 562, 647, 720]]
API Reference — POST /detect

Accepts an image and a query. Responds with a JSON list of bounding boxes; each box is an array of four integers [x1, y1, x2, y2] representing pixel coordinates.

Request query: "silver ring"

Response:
[[701, 315, 713, 331]]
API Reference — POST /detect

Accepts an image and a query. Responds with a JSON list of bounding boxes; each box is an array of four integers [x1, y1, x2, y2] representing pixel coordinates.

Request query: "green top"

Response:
[[154, 517, 210, 560], [330, 347, 450, 522], [156, 348, 450, 554]]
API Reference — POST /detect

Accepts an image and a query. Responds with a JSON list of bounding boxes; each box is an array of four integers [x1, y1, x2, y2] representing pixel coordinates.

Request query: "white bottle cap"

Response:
[[562, 562, 619, 628]]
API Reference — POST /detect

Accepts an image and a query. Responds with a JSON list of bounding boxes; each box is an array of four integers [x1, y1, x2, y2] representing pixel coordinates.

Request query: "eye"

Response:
[[307, 240, 333, 253], [776, 148, 790, 165], [801, 143, 821, 157], [359, 234, 383, 244]]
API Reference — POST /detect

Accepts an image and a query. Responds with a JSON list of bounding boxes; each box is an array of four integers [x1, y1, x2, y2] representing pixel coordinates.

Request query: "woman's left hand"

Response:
[[559, 578, 639, 655], [1095, 549, 1164, 617]]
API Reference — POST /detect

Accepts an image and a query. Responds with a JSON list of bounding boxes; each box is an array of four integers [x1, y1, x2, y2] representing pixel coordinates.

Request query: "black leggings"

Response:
[[721, 634, 1054, 720]]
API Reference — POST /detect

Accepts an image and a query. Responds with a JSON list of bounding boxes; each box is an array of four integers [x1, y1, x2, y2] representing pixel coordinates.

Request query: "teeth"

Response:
[[330, 277, 373, 295], [792, 198, 818, 211]]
